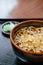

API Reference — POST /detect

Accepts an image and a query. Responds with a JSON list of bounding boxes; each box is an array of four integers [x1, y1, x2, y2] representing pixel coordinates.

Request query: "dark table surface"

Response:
[[0, 20, 43, 65], [0, 21, 29, 65]]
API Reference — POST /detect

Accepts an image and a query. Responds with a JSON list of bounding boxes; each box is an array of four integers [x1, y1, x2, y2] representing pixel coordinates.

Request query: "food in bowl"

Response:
[[3, 22, 15, 33], [2, 21, 19, 35], [10, 20, 43, 62], [14, 26, 43, 53]]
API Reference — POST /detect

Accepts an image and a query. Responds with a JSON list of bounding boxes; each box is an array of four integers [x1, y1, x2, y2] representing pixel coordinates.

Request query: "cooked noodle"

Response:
[[15, 26, 43, 53]]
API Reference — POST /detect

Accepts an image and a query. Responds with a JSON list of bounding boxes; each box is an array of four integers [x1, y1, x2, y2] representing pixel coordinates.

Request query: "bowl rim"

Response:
[[10, 20, 43, 55]]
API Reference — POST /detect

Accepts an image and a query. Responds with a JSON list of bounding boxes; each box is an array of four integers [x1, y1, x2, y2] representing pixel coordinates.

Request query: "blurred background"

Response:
[[0, 0, 43, 18], [0, 0, 18, 18]]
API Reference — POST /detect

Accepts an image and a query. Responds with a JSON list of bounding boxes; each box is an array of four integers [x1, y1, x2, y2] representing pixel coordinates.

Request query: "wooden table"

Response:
[[9, 0, 43, 19]]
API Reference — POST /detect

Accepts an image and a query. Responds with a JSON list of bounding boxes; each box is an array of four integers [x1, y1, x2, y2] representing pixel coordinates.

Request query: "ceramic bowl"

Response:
[[10, 20, 43, 63]]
